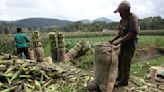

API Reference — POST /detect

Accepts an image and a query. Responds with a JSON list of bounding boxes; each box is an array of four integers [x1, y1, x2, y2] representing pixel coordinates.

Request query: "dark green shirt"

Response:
[[14, 33, 30, 48]]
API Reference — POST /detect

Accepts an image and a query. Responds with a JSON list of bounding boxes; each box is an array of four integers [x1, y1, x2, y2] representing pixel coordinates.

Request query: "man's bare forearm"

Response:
[[115, 32, 136, 44]]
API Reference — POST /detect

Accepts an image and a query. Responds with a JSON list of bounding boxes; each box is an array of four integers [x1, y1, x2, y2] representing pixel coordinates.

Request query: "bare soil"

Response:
[[134, 47, 164, 61]]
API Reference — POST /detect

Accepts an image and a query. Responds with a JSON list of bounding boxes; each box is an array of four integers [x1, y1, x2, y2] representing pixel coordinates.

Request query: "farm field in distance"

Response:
[[44, 33, 164, 56]]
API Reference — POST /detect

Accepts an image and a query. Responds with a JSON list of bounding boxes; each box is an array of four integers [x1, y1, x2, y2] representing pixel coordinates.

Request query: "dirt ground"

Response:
[[113, 47, 164, 92], [113, 80, 164, 92], [134, 47, 164, 61]]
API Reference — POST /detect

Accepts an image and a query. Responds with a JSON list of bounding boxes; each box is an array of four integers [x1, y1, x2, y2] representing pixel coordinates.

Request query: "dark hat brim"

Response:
[[114, 9, 119, 13]]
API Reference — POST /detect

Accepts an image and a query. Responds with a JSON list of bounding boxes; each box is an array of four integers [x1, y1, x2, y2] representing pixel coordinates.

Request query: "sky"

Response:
[[0, 0, 164, 21]]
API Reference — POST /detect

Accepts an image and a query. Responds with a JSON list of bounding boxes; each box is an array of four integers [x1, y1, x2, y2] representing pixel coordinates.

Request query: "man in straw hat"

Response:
[[109, 0, 140, 86]]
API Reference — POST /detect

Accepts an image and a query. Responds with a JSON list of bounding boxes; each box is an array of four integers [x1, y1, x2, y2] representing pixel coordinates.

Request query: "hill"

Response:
[[0, 17, 113, 28], [12, 18, 73, 27], [93, 17, 113, 23], [80, 17, 113, 24], [80, 19, 93, 24]]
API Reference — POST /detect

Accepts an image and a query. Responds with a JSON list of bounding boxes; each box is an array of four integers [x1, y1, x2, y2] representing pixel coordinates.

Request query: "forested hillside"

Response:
[[0, 16, 163, 34]]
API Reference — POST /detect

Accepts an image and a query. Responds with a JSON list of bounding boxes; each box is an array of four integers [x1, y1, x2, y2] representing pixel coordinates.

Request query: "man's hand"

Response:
[[108, 40, 114, 44], [28, 42, 33, 46], [113, 41, 120, 46]]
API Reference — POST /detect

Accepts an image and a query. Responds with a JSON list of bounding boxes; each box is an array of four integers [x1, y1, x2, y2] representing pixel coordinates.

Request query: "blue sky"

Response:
[[0, 0, 163, 21]]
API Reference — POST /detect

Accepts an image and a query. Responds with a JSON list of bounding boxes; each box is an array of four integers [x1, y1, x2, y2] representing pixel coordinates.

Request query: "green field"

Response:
[[44, 35, 164, 56], [131, 56, 164, 77]]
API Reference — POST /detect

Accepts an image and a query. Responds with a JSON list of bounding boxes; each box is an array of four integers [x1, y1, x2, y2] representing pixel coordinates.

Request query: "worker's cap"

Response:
[[114, 0, 130, 13]]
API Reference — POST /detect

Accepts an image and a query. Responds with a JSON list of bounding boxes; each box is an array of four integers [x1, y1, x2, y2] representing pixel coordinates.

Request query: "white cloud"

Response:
[[0, 0, 163, 21], [131, 0, 156, 19], [0, 0, 7, 18]]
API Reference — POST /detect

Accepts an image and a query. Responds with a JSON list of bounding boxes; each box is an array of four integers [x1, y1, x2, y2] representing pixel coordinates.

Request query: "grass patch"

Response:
[[73, 50, 94, 70], [131, 56, 164, 78], [138, 35, 164, 48], [44, 35, 164, 56]]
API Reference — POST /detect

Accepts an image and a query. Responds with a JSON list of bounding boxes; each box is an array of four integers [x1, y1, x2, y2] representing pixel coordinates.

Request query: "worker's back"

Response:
[[15, 33, 29, 48]]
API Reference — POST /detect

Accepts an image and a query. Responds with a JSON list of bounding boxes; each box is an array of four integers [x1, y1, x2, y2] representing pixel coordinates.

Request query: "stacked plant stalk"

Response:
[[32, 31, 45, 62], [128, 76, 161, 92], [49, 32, 65, 62], [66, 41, 91, 61], [57, 32, 65, 62], [49, 32, 57, 62], [0, 59, 64, 91]]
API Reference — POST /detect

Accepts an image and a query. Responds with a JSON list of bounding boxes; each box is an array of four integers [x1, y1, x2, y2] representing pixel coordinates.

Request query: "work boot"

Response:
[[116, 77, 120, 81], [114, 81, 128, 87], [87, 80, 101, 92]]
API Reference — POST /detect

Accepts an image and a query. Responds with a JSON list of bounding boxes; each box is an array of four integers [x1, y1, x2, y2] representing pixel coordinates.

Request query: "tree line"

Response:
[[61, 16, 164, 32], [0, 16, 163, 34]]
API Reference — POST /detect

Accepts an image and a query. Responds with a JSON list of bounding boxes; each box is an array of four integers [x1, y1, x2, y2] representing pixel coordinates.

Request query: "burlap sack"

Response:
[[94, 43, 120, 92], [45, 56, 53, 64], [51, 47, 58, 62], [28, 48, 35, 60], [58, 33, 64, 48], [34, 47, 45, 62], [107, 45, 120, 92], [57, 48, 65, 62]]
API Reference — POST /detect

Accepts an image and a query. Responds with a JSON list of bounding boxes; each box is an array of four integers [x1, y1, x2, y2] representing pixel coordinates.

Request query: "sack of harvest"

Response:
[[28, 48, 34, 60], [49, 32, 57, 48], [32, 31, 40, 42], [49, 32, 58, 62], [34, 47, 45, 62], [45, 56, 53, 64], [51, 47, 58, 62], [88, 42, 120, 92], [107, 45, 120, 92], [57, 48, 65, 62], [57, 33, 65, 62], [58, 33, 64, 48], [28, 48, 35, 60]]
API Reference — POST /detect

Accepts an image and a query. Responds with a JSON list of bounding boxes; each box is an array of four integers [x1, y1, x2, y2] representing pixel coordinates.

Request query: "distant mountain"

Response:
[[80, 17, 113, 24], [93, 17, 113, 23], [0, 17, 113, 28], [0, 21, 6, 25], [12, 18, 72, 27], [80, 19, 93, 24]]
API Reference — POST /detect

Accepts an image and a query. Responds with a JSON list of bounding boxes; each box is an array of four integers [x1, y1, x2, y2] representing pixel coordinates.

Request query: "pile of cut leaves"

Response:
[[0, 59, 92, 92]]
